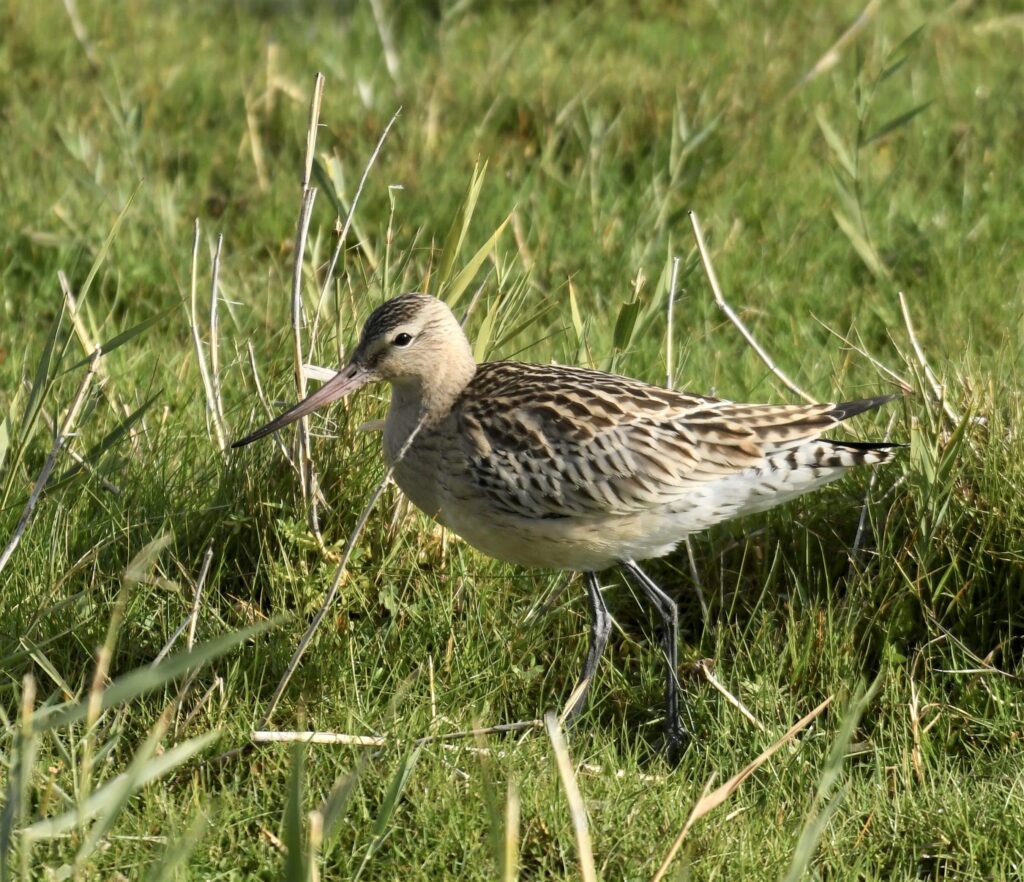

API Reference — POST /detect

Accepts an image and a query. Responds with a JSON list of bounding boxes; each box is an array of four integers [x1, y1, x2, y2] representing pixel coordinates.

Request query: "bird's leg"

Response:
[[620, 559, 686, 763], [562, 571, 611, 725]]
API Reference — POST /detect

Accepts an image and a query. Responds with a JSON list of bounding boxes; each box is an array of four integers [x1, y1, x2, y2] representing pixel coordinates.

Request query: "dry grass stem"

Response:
[[503, 782, 521, 882], [291, 186, 321, 539], [510, 209, 534, 273], [428, 655, 437, 723], [698, 661, 766, 732], [793, 0, 881, 90], [152, 616, 192, 668], [303, 73, 325, 189], [683, 537, 711, 631], [188, 219, 228, 452], [58, 271, 109, 387], [558, 679, 591, 726], [289, 74, 327, 542], [187, 545, 214, 651], [897, 291, 960, 424], [665, 255, 682, 388], [302, 364, 339, 382], [259, 825, 287, 854], [208, 235, 227, 439], [652, 696, 833, 882], [415, 719, 542, 745], [311, 106, 402, 345], [689, 211, 816, 403], [80, 593, 127, 811], [909, 653, 925, 785], [243, 89, 270, 191], [0, 349, 101, 577], [165, 549, 215, 734], [39, 406, 121, 496], [251, 719, 542, 749], [308, 810, 324, 882], [181, 676, 224, 731], [545, 712, 597, 882], [813, 315, 912, 391]]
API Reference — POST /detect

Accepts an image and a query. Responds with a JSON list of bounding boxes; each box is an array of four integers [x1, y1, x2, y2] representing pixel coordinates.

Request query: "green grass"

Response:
[[2, 0, 1023, 878]]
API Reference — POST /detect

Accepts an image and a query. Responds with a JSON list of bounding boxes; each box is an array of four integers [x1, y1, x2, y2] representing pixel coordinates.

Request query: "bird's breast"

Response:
[[383, 409, 449, 523]]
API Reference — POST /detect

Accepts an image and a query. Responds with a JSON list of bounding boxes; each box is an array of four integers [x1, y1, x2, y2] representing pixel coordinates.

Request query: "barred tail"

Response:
[[823, 439, 903, 467]]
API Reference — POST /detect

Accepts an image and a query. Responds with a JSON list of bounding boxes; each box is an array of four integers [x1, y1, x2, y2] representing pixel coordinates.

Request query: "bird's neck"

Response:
[[387, 348, 477, 428]]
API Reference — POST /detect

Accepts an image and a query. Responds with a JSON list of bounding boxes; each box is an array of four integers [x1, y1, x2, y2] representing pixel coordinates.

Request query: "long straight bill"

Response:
[[231, 363, 372, 448]]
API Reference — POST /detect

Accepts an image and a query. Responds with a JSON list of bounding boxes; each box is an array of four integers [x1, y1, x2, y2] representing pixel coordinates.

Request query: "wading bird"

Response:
[[234, 293, 899, 761]]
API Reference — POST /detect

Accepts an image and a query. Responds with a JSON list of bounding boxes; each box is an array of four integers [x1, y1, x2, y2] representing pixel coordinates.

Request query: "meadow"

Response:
[[2, 0, 1023, 878]]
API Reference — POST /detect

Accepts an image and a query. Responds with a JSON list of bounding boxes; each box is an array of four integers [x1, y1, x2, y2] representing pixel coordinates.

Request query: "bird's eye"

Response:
[[392, 333, 414, 347]]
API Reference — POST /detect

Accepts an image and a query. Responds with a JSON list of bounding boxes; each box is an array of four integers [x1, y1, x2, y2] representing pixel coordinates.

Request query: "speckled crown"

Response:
[[360, 293, 439, 343]]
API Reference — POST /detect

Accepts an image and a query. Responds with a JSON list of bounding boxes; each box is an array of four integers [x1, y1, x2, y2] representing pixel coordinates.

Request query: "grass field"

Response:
[[2, 0, 1023, 878]]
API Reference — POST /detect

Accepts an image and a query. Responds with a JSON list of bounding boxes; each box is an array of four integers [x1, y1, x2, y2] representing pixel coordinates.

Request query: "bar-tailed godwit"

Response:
[[235, 292, 899, 761]]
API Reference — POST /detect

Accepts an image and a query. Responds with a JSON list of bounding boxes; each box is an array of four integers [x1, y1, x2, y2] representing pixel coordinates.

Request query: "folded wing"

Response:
[[455, 362, 895, 520]]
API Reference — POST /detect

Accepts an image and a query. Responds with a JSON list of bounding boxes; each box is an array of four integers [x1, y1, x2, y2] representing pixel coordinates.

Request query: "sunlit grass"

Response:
[[2, 0, 1022, 878]]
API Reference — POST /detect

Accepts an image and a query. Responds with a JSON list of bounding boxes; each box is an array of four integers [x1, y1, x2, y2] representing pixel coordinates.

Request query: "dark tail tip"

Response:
[[827, 394, 902, 422]]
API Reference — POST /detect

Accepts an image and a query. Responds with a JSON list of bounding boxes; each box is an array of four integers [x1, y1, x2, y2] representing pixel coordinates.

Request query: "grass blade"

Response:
[[780, 681, 879, 882], [23, 729, 218, 841], [51, 393, 160, 488], [815, 109, 856, 178], [0, 396, 12, 476], [31, 618, 281, 733], [282, 738, 307, 882], [864, 100, 933, 145], [832, 209, 890, 280], [0, 677, 38, 880], [75, 181, 142, 306], [320, 756, 369, 841], [545, 713, 596, 882], [63, 310, 172, 373], [489, 301, 557, 354], [14, 304, 65, 454], [879, 25, 926, 82], [472, 296, 502, 362], [353, 746, 421, 881], [143, 808, 209, 882], [653, 697, 832, 882], [612, 297, 641, 351], [568, 284, 585, 344], [441, 214, 511, 312], [502, 782, 520, 882], [436, 161, 488, 295]]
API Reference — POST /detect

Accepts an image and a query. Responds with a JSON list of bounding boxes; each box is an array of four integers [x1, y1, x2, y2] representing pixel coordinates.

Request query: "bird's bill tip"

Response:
[[231, 362, 373, 449]]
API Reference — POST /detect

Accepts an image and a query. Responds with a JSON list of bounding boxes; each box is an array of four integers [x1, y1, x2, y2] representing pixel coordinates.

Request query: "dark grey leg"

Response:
[[620, 559, 686, 762], [562, 572, 612, 724]]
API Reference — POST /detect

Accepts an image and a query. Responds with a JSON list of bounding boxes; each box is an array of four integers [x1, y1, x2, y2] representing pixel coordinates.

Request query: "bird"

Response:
[[234, 292, 900, 761]]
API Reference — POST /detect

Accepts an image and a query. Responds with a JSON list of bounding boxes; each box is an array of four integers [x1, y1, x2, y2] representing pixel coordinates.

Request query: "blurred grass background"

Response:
[[1, 0, 1022, 878]]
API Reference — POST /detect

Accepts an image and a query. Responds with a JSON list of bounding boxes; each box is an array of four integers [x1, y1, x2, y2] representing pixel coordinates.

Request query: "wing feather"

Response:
[[454, 362, 885, 519]]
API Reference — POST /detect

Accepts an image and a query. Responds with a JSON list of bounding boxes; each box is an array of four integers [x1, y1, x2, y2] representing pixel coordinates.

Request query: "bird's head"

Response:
[[350, 292, 468, 383], [232, 293, 473, 448]]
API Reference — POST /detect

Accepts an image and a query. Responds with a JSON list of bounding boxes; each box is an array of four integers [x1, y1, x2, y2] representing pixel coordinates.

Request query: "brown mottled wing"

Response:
[[453, 362, 875, 519]]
